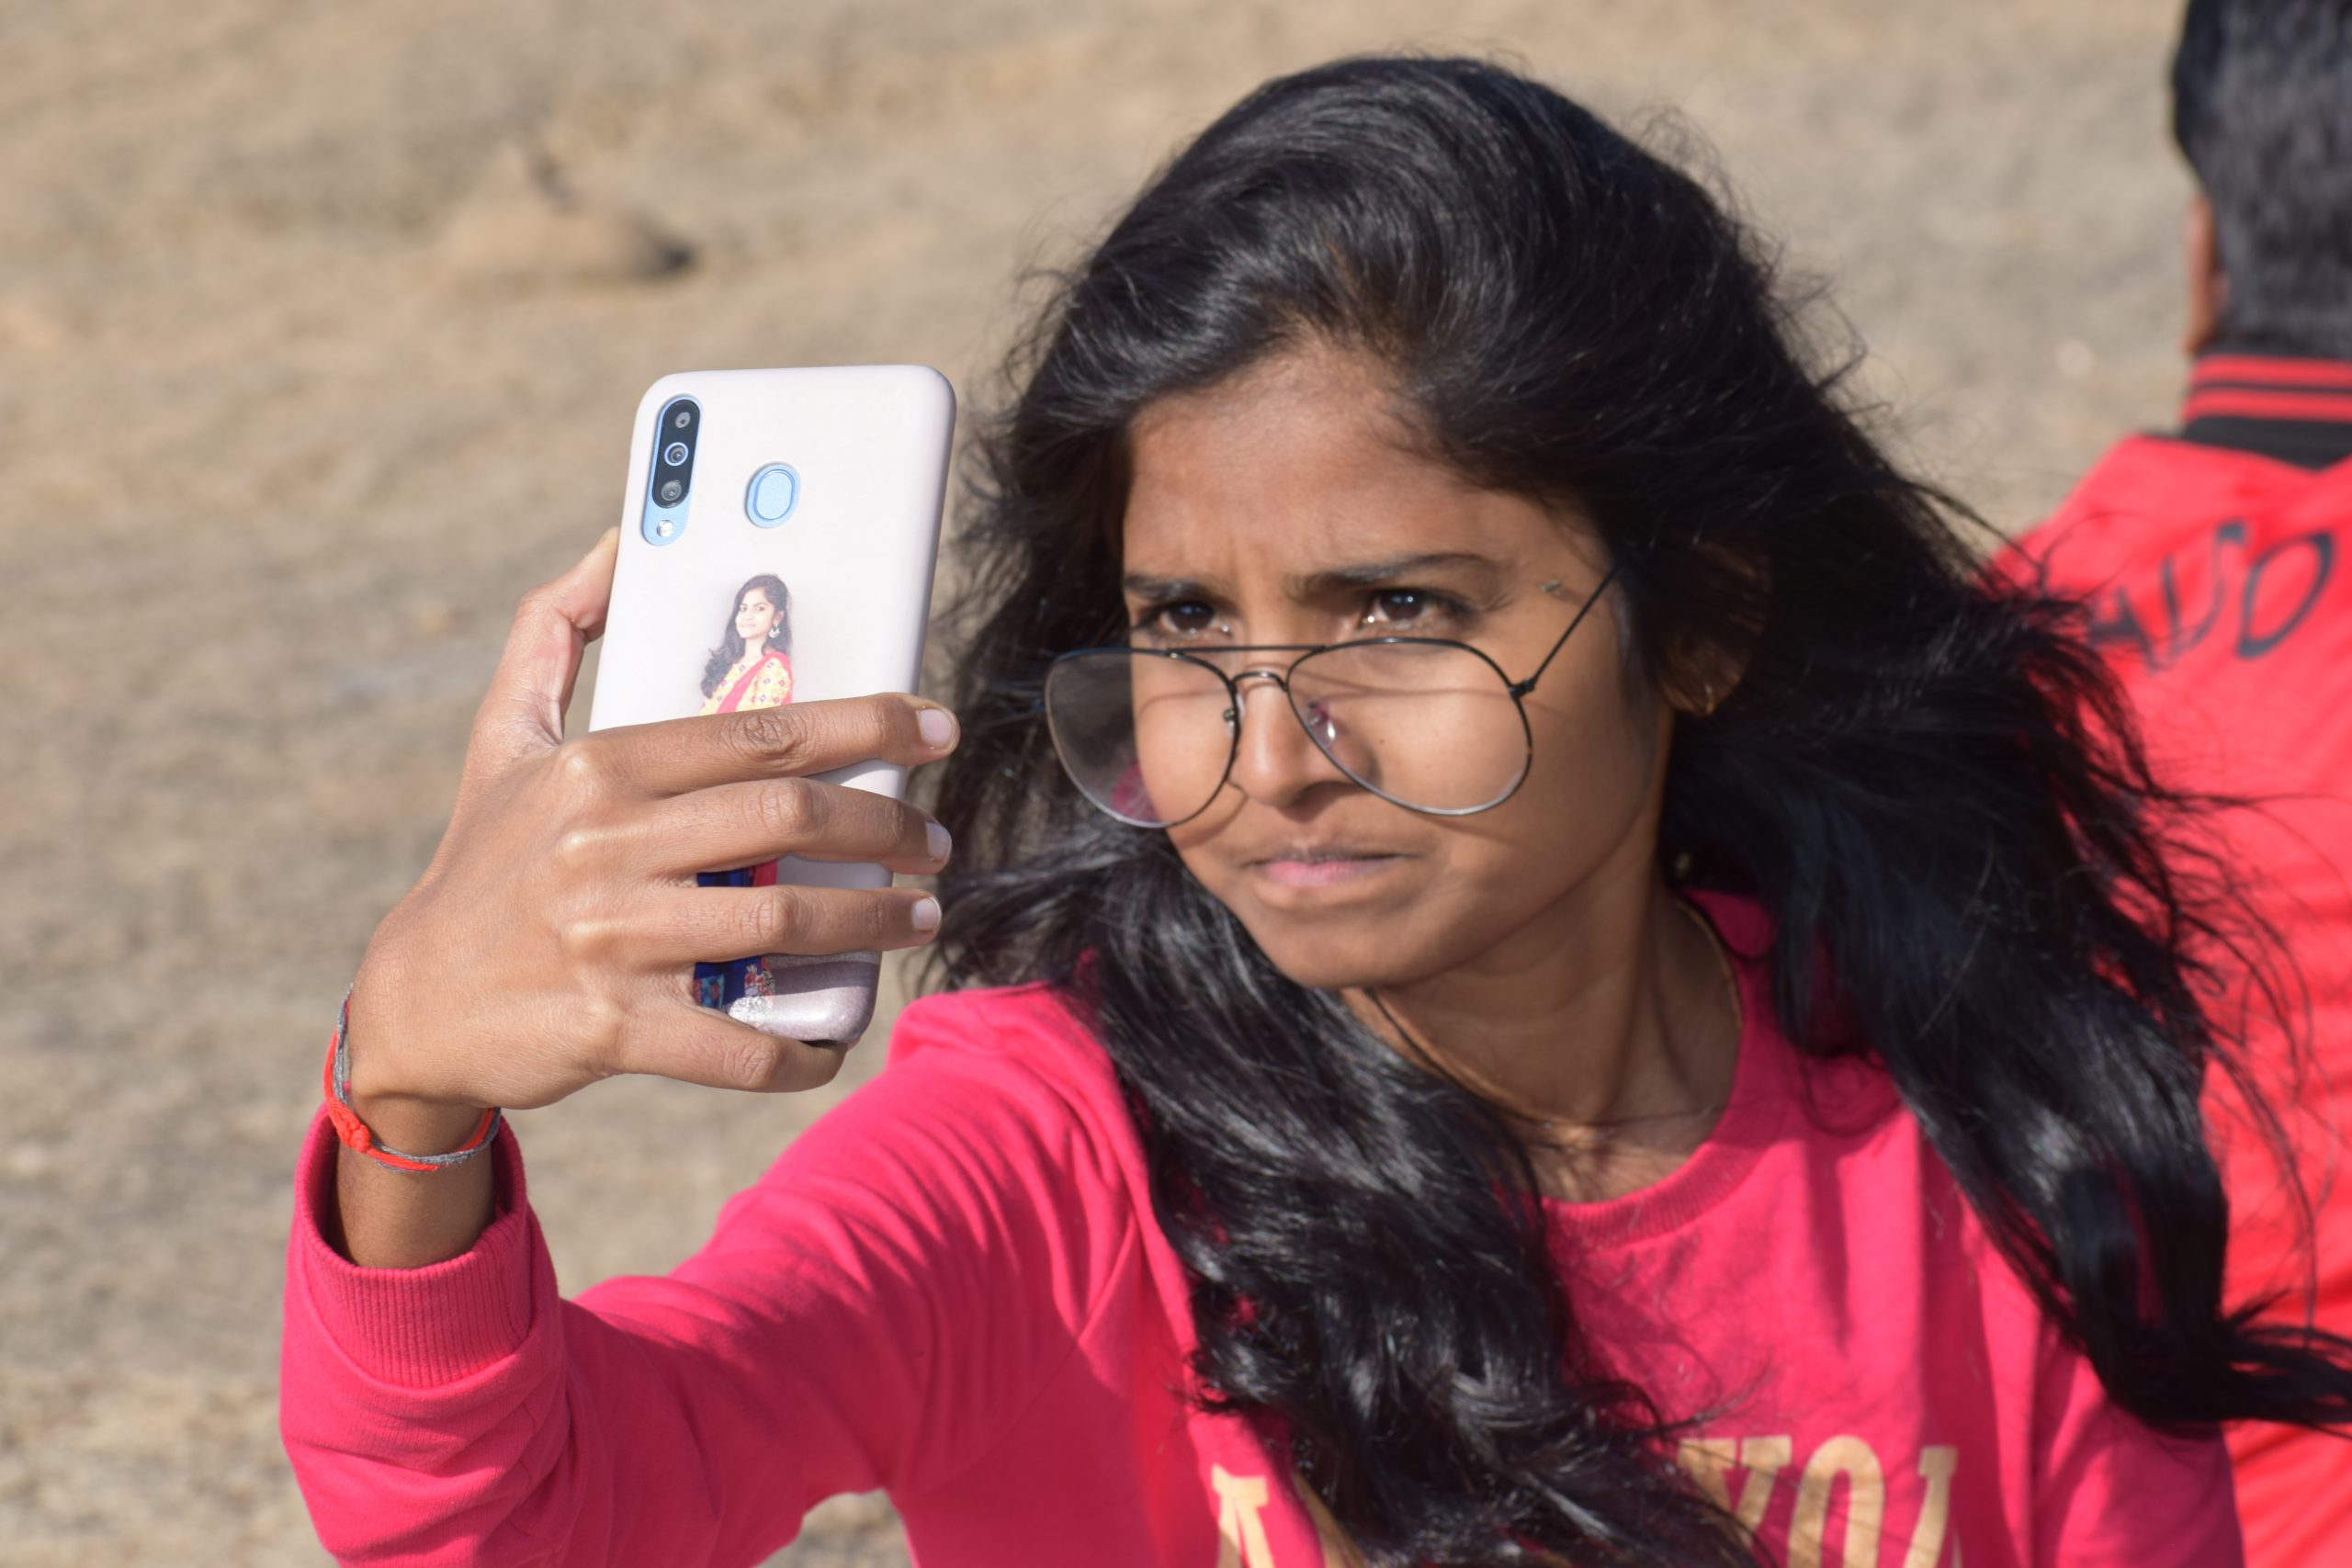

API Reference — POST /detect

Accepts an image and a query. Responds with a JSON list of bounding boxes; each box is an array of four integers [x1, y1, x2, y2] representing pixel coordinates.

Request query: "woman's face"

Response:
[[735, 588, 781, 647], [1120, 348, 1674, 992]]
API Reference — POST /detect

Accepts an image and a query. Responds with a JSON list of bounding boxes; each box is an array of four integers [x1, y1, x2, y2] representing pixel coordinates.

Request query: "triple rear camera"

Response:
[[652, 399, 699, 509]]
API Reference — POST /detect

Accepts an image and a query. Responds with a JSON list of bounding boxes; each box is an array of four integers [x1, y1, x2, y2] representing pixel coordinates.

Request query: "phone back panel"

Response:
[[588, 365, 954, 1043]]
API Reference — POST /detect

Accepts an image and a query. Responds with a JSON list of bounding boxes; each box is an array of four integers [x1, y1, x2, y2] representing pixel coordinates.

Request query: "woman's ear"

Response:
[[1663, 550, 1766, 717], [1663, 636, 1739, 718], [2184, 194, 2227, 356]]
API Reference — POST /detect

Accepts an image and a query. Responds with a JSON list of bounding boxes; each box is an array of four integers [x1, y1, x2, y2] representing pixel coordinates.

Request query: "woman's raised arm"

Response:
[[282, 534, 1105, 1566]]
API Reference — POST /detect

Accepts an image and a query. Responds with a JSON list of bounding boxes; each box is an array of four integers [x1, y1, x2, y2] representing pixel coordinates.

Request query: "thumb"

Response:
[[470, 527, 620, 773]]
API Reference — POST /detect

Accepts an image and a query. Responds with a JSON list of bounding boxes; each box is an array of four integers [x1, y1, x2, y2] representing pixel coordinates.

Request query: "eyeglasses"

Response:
[[1043, 567, 1617, 828]]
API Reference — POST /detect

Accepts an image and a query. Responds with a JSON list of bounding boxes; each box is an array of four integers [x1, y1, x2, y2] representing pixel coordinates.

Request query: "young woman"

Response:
[[697, 573, 795, 716], [690, 574, 798, 1006], [282, 58, 2352, 1568]]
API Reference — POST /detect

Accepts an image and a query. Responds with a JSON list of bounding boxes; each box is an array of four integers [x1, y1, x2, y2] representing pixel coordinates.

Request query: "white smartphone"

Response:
[[588, 365, 955, 1045]]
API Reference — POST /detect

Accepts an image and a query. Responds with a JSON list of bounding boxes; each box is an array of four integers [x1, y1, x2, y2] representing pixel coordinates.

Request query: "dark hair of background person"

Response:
[[700, 572, 793, 698], [929, 56, 2352, 1567], [2173, 0, 2352, 358]]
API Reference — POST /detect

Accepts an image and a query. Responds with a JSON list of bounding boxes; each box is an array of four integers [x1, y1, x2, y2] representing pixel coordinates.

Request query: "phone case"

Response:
[[588, 365, 954, 1044]]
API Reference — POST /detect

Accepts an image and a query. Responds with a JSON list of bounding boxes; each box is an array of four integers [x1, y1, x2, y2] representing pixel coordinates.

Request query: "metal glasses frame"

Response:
[[1043, 564, 1620, 828]]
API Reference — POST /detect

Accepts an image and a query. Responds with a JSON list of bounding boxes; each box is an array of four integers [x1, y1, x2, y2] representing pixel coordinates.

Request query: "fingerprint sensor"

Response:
[[746, 464, 799, 527]]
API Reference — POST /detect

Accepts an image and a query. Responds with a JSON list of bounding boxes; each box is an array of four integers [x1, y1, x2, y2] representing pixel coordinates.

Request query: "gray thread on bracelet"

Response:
[[332, 987, 504, 1168]]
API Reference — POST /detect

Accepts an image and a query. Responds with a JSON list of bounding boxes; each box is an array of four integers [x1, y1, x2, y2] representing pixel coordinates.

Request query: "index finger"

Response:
[[586, 694, 960, 796], [469, 528, 621, 777]]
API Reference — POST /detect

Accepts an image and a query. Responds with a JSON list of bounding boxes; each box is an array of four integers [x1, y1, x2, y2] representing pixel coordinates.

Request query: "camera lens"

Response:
[[657, 478, 684, 505], [663, 440, 690, 467], [672, 407, 694, 430]]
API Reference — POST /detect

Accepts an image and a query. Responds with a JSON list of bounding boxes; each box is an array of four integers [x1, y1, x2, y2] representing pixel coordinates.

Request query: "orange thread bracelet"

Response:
[[322, 988, 503, 1173]]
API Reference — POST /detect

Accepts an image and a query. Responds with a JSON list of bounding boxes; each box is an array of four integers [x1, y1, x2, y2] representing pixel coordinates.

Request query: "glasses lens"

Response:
[[1045, 650, 1235, 827], [1287, 641, 1530, 812]]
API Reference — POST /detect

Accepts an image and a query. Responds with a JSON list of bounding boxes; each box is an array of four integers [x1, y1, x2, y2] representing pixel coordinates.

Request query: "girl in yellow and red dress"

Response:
[[695, 574, 796, 1005], [698, 574, 794, 716]]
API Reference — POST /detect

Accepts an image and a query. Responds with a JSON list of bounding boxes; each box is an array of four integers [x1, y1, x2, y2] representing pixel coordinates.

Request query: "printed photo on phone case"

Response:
[[694, 573, 798, 1010]]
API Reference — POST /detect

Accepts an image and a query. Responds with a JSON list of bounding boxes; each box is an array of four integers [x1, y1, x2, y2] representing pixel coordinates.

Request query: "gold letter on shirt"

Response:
[[1679, 1435, 1792, 1537], [1212, 1465, 1277, 1568], [1903, 1446, 1959, 1568], [1788, 1436, 1885, 1568]]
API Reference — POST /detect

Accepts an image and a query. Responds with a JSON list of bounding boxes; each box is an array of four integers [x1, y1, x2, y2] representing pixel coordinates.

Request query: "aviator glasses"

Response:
[[1044, 567, 1618, 829]]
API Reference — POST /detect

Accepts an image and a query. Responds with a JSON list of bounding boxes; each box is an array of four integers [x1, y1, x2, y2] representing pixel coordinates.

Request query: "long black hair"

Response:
[[700, 572, 792, 698], [931, 57, 2352, 1567]]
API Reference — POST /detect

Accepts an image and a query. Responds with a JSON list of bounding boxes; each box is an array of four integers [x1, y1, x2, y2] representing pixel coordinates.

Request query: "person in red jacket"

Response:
[[2011, 5, 2352, 1562]]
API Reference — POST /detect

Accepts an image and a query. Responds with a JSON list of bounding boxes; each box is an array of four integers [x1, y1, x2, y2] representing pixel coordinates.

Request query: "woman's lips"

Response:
[[1251, 852, 1405, 888]]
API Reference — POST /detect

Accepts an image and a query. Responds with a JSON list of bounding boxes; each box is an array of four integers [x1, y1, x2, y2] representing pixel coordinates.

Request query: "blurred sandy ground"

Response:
[[0, 1, 2188, 1562]]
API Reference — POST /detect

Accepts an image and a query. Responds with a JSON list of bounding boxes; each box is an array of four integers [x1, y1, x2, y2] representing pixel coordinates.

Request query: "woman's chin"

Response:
[[1203, 880, 1462, 995], [1247, 927, 1439, 995]]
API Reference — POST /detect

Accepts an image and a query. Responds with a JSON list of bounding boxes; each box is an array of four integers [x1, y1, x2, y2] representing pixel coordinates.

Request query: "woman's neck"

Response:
[[1349, 863, 1742, 1202]]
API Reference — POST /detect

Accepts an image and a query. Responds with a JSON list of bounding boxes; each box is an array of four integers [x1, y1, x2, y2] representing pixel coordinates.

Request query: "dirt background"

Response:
[[0, 1, 2193, 1562]]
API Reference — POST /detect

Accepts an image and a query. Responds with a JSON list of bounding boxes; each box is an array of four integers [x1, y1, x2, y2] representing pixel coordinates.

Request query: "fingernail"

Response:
[[926, 822, 952, 862], [917, 708, 956, 750], [911, 896, 942, 933]]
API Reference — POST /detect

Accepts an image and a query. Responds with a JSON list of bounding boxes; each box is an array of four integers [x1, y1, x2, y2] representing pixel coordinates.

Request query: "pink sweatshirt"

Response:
[[279, 896, 2242, 1566]]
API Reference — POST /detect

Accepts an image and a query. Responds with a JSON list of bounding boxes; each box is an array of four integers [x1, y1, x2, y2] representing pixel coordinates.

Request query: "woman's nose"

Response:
[[1226, 677, 1349, 807]]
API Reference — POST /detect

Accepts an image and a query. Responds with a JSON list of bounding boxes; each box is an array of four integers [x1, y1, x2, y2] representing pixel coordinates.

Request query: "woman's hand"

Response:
[[328, 531, 955, 1265]]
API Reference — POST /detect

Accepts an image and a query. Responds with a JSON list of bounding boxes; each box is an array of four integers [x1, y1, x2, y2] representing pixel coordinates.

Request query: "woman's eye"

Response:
[[1364, 589, 1439, 626], [1148, 601, 1222, 637]]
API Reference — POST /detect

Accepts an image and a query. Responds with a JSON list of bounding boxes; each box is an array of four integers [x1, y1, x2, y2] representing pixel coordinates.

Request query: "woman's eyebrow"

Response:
[[1119, 571, 1224, 601], [1287, 552, 1504, 597], [1121, 553, 1506, 603]]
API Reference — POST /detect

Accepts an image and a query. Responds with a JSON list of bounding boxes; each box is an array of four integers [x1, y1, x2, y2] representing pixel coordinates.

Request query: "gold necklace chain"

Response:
[[1519, 896, 1743, 1136], [1679, 893, 1746, 1043]]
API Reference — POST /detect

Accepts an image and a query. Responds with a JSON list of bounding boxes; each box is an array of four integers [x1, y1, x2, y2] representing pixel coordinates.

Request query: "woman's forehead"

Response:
[[1128, 353, 1441, 528], [1124, 439, 1567, 593], [1123, 347, 1586, 587]]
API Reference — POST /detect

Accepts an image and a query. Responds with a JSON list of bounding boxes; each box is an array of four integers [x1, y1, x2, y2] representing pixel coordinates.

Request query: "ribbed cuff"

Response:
[[288, 1111, 542, 1389]]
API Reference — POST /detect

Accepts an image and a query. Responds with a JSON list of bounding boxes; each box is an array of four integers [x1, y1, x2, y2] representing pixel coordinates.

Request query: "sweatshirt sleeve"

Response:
[[2030, 1328, 2245, 1567], [279, 1022, 1137, 1567]]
